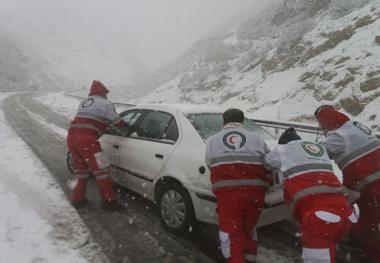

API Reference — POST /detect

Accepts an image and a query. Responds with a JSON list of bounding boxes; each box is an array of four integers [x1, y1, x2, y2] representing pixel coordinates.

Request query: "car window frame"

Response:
[[121, 110, 141, 125], [128, 110, 179, 145], [161, 117, 180, 142], [185, 113, 274, 141], [105, 109, 146, 137]]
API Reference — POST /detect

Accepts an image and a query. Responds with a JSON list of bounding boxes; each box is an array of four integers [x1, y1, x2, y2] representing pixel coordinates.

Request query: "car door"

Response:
[[117, 110, 180, 197], [101, 109, 145, 184]]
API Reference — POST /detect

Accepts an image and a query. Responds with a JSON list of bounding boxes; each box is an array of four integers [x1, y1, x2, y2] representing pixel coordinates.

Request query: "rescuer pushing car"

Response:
[[264, 127, 357, 263], [206, 108, 272, 263], [314, 105, 380, 263], [67, 80, 126, 210]]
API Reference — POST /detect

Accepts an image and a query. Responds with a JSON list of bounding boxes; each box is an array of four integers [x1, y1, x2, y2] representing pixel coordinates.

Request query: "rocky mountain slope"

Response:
[[141, 0, 380, 132]]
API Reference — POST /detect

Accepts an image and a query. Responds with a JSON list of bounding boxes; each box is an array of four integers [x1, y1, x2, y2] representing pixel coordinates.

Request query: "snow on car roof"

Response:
[[132, 103, 224, 114]]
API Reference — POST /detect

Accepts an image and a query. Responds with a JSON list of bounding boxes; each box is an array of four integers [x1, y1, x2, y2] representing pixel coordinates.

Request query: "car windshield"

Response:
[[187, 113, 274, 140]]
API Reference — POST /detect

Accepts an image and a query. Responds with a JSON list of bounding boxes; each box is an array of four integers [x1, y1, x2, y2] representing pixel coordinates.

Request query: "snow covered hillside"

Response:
[[141, 0, 380, 132]]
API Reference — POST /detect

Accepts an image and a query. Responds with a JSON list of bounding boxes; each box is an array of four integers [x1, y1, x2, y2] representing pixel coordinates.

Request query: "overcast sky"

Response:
[[0, 0, 273, 72]]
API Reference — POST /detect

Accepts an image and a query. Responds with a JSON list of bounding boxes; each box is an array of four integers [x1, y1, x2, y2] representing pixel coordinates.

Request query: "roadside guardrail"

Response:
[[251, 118, 319, 136], [64, 92, 136, 107]]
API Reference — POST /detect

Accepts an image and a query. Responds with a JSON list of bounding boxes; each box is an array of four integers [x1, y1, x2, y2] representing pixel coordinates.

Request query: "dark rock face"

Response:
[[375, 36, 380, 45], [360, 78, 380, 92], [340, 96, 364, 115]]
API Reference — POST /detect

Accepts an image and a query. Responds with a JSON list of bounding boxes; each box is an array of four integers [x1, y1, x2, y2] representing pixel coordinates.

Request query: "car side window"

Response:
[[162, 119, 179, 142], [132, 111, 178, 143], [121, 110, 143, 127], [106, 110, 142, 136]]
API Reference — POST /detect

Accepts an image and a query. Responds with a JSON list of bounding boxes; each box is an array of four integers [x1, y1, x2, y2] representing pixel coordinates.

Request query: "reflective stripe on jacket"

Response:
[[264, 140, 347, 215], [69, 95, 122, 137], [205, 123, 271, 193]]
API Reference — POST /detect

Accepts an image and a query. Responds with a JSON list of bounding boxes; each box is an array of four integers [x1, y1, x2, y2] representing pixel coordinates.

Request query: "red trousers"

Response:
[[354, 181, 380, 263], [216, 188, 265, 263], [67, 129, 116, 202], [298, 198, 354, 263]]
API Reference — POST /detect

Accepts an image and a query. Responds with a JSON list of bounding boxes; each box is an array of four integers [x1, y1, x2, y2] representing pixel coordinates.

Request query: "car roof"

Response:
[[128, 103, 224, 115]]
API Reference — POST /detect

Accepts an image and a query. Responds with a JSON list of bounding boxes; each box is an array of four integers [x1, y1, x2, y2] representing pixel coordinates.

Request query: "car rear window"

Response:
[[131, 111, 179, 143], [187, 113, 273, 140]]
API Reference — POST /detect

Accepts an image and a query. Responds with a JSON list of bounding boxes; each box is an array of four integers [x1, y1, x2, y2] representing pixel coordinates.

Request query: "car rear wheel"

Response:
[[158, 183, 195, 233]]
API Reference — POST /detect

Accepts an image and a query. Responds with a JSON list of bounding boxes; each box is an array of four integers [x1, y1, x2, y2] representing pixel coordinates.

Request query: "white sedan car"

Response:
[[100, 104, 290, 232]]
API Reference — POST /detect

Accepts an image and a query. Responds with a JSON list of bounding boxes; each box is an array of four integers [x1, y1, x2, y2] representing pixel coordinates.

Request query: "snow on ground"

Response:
[[37, 92, 132, 119], [0, 93, 107, 263], [20, 103, 68, 137], [38, 92, 78, 119], [141, 1, 380, 134]]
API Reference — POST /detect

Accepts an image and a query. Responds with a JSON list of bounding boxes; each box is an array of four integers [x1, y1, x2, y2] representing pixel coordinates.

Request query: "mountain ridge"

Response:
[[140, 0, 380, 132]]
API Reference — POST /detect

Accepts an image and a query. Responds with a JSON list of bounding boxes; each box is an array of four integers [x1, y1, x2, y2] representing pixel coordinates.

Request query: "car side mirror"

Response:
[[105, 126, 117, 135]]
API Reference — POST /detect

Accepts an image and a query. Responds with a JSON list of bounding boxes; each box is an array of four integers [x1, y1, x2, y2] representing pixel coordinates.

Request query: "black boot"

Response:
[[101, 200, 124, 211], [340, 238, 363, 253], [71, 199, 88, 209]]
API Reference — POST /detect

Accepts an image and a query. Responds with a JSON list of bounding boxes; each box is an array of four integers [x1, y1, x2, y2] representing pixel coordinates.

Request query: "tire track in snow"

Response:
[[0, 171, 109, 263]]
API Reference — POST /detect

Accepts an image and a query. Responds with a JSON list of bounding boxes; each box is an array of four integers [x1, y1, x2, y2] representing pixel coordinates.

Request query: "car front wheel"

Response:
[[158, 183, 195, 233]]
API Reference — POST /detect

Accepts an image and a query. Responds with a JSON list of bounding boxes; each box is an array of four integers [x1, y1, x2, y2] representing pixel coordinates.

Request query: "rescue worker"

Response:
[[314, 105, 380, 263], [264, 128, 357, 263], [205, 108, 271, 263], [67, 80, 125, 210]]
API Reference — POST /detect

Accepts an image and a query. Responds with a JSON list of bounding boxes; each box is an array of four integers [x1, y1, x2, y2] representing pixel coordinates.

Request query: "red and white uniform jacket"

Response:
[[205, 123, 271, 195], [323, 121, 380, 191], [69, 95, 123, 138], [264, 140, 347, 217]]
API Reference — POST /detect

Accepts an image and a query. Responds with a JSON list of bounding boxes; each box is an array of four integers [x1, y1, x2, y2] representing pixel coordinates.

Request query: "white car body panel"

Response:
[[100, 104, 290, 227]]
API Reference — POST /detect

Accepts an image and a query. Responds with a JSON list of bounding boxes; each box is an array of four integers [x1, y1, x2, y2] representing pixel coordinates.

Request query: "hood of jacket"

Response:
[[315, 107, 350, 131], [89, 80, 109, 97]]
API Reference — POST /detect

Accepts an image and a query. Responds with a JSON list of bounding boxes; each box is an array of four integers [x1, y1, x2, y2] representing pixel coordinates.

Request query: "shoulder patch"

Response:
[[353, 121, 372, 135], [81, 98, 94, 108], [223, 131, 247, 150], [301, 141, 324, 157]]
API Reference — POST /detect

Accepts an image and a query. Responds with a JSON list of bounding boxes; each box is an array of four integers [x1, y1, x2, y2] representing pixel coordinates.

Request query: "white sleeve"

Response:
[[251, 135, 270, 157], [263, 148, 282, 171], [205, 138, 212, 169], [262, 140, 270, 155], [324, 132, 346, 159], [104, 102, 121, 123]]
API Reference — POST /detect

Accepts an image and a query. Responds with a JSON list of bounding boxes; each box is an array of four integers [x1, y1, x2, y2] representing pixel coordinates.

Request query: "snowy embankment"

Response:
[[38, 92, 79, 120], [38, 91, 132, 117], [0, 93, 107, 263]]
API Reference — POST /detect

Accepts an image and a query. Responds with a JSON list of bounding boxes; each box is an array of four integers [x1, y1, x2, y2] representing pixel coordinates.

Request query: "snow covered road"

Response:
[[2, 93, 218, 263], [0, 93, 108, 263], [1, 92, 365, 263]]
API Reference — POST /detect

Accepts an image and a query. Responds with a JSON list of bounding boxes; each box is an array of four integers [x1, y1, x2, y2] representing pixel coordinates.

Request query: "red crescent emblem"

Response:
[[229, 135, 237, 144]]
